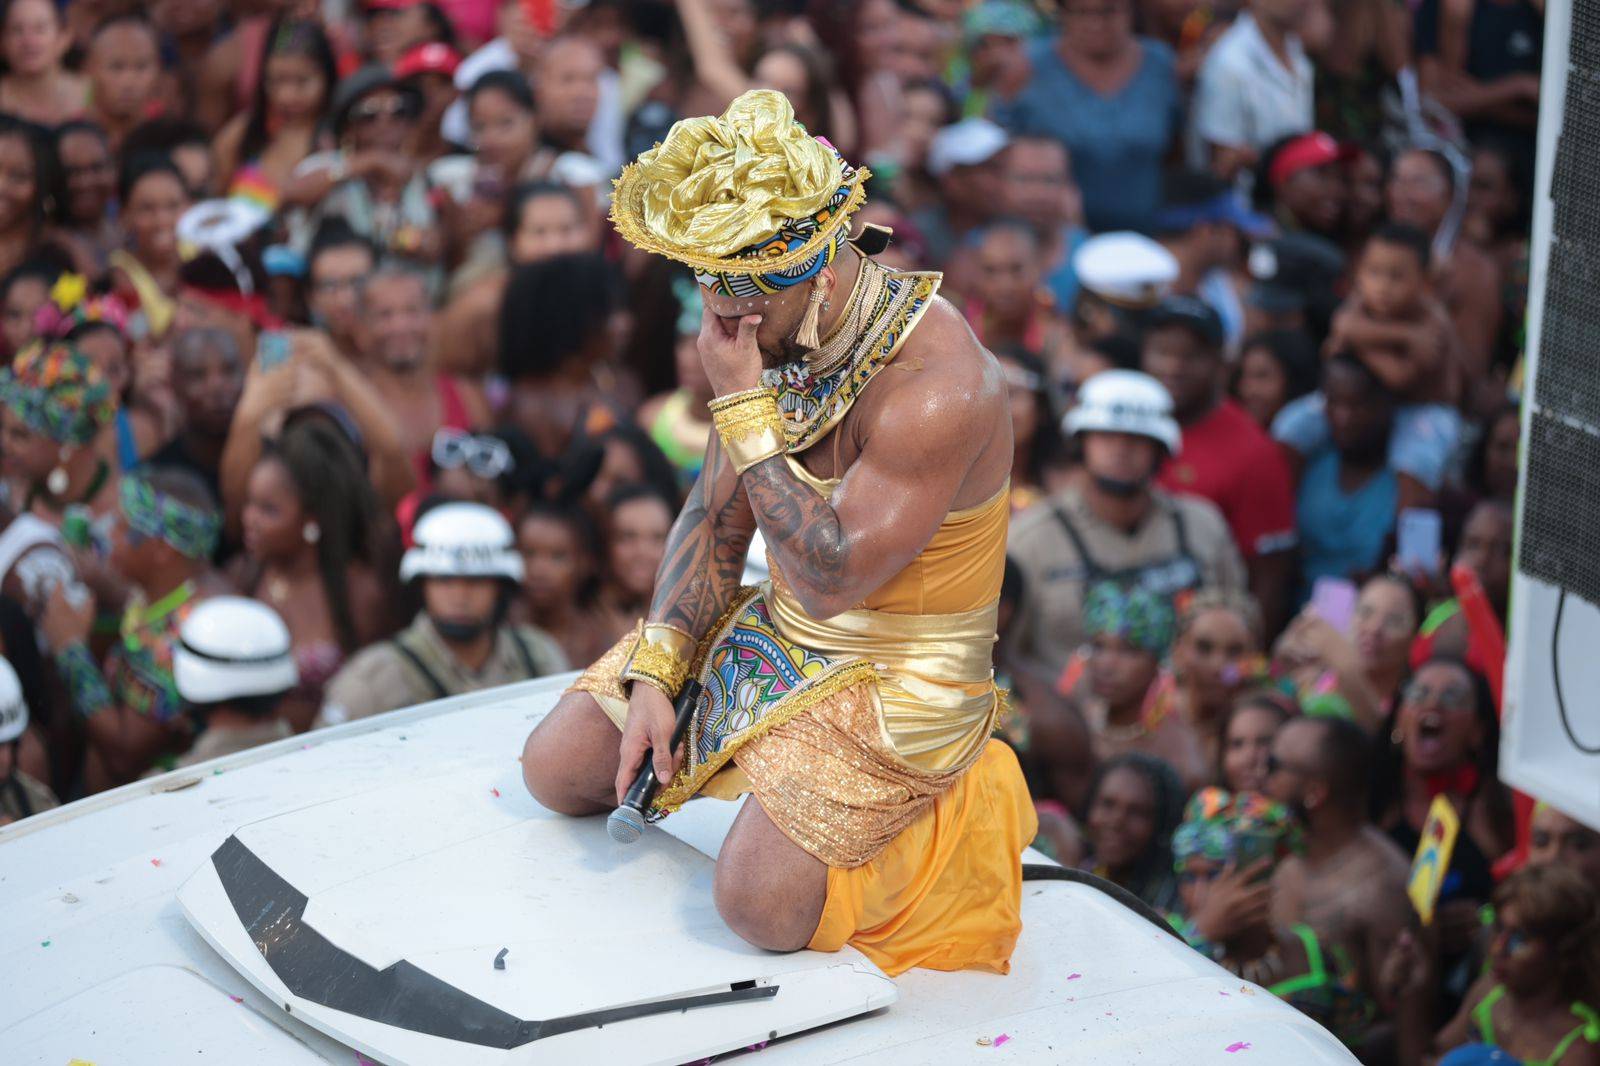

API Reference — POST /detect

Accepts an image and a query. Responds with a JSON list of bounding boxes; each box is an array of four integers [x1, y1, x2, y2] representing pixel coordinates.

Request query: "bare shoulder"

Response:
[[1356, 826, 1414, 893], [905, 294, 1002, 385], [870, 293, 1004, 426]]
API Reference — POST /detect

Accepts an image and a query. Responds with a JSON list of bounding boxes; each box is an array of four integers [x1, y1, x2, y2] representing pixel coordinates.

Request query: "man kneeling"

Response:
[[521, 91, 1035, 976]]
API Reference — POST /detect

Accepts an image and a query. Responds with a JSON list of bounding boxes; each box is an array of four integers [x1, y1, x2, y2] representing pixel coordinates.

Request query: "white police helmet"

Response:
[[0, 657, 26, 744], [399, 502, 524, 583], [1063, 370, 1182, 455], [1072, 232, 1180, 309], [173, 597, 298, 705]]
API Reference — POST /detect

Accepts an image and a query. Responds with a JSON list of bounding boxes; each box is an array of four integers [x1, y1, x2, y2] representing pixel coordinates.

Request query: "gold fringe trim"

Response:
[[651, 660, 880, 813], [795, 279, 826, 348], [609, 166, 871, 275]]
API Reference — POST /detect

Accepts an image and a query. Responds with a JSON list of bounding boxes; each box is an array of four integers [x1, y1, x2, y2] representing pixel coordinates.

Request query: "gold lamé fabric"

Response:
[[616, 90, 847, 260]]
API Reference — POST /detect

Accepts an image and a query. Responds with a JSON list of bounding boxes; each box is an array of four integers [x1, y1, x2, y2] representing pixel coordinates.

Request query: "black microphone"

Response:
[[607, 679, 703, 844]]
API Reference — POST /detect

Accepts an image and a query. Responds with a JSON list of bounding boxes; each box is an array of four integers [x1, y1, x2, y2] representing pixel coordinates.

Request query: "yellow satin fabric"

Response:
[[807, 739, 1037, 975], [619, 91, 846, 259]]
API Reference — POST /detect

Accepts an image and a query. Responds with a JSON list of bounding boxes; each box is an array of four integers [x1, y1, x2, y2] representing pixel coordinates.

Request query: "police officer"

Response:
[[169, 596, 299, 768], [316, 503, 568, 727], [1008, 370, 1247, 677]]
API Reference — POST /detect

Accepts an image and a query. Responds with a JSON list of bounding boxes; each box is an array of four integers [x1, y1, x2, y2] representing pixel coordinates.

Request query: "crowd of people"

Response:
[[0, 0, 1590, 1062]]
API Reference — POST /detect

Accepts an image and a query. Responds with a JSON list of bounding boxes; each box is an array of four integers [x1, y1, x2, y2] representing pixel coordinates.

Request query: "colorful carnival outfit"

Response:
[[572, 90, 1035, 977]]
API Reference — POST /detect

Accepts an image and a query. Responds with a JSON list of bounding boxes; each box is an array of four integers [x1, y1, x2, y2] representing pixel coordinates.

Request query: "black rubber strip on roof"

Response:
[[210, 833, 778, 1049], [1021, 862, 1183, 940]]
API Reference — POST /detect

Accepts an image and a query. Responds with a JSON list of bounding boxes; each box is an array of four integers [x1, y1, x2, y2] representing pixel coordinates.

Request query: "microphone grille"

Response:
[[607, 805, 645, 844]]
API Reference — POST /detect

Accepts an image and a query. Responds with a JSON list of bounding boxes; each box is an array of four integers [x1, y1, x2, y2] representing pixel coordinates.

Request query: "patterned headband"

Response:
[[1083, 581, 1176, 656], [0, 341, 117, 446], [120, 475, 222, 560], [693, 177, 855, 298], [1171, 787, 1302, 868]]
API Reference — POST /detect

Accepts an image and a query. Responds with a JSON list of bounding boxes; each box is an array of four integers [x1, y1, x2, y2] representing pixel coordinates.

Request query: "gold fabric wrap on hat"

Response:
[[609, 89, 869, 274]]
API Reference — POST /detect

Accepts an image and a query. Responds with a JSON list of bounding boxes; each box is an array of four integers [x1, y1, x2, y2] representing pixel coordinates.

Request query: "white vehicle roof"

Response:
[[0, 675, 1353, 1065]]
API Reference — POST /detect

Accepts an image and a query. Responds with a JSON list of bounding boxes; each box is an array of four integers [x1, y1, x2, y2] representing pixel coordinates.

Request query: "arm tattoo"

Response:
[[647, 436, 756, 637], [741, 456, 849, 603]]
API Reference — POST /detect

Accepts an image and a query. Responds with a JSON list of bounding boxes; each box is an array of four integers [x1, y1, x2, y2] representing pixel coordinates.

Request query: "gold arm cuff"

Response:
[[709, 388, 785, 474], [641, 622, 696, 663], [620, 621, 692, 698]]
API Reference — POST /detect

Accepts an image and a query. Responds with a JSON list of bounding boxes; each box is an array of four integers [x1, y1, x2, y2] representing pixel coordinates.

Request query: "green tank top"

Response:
[[1473, 984, 1600, 1066], [648, 390, 709, 484]]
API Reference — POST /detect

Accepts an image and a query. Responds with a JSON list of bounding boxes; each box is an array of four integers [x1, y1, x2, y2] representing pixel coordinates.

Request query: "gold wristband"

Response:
[[620, 621, 694, 699], [708, 387, 785, 474]]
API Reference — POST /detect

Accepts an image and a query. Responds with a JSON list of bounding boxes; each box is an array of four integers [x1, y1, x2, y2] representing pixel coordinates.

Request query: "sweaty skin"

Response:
[[522, 245, 1013, 951]]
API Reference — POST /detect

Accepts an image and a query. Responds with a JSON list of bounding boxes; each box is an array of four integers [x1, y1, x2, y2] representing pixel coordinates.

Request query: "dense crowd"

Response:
[[0, 0, 1591, 1062]]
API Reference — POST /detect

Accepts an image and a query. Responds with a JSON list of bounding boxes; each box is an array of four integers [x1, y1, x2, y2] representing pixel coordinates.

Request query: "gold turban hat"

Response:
[[609, 89, 869, 279]]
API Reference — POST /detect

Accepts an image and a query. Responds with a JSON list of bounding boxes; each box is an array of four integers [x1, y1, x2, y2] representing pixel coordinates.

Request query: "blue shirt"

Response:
[[995, 38, 1181, 234], [1295, 448, 1398, 598]]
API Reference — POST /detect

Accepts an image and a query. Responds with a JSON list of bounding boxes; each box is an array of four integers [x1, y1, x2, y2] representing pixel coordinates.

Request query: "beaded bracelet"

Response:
[[54, 640, 111, 720]]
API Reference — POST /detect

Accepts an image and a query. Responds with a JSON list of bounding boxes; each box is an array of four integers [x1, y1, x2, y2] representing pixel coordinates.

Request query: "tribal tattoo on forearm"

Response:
[[648, 436, 757, 637], [741, 456, 850, 605]]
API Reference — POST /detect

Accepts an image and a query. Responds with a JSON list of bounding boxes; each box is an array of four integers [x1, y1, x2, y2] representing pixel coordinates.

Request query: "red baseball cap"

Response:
[[1267, 132, 1356, 189], [395, 41, 462, 79]]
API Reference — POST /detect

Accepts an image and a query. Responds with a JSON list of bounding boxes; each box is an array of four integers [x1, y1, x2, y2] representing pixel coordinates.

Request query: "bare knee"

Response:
[[520, 694, 617, 816], [713, 801, 827, 952], [714, 871, 820, 952]]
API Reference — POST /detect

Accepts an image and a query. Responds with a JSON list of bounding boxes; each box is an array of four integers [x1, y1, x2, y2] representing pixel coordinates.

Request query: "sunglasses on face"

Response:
[[350, 96, 414, 125], [432, 427, 512, 480], [1492, 923, 1535, 957], [1401, 680, 1473, 710]]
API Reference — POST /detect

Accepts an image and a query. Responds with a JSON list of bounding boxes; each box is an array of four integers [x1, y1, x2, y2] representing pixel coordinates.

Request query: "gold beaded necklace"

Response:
[[803, 256, 891, 376]]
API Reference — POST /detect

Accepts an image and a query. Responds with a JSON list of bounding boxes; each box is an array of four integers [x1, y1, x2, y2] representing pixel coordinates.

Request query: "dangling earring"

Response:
[[795, 276, 828, 349], [303, 521, 321, 544], [1391, 727, 1404, 746], [46, 448, 70, 497]]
